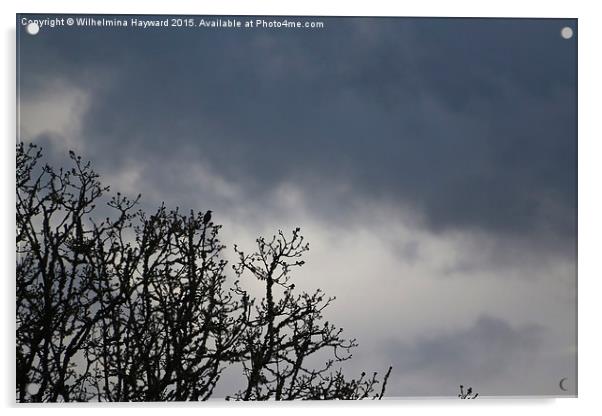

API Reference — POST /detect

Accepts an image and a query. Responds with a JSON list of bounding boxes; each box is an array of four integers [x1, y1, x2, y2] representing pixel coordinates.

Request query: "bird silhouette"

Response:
[[203, 210, 212, 225]]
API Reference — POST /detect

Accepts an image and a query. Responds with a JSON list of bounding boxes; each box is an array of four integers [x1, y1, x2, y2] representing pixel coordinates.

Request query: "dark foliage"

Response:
[[458, 385, 478, 399], [16, 144, 391, 402]]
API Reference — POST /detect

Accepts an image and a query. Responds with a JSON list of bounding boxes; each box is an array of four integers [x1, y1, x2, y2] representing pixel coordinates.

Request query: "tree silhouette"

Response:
[[86, 205, 247, 401], [230, 229, 392, 400], [17, 144, 115, 402], [458, 385, 478, 399], [16, 143, 391, 402]]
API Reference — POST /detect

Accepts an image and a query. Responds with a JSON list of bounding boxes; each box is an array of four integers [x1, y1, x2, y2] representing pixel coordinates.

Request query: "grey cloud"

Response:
[[383, 315, 547, 396], [390, 315, 542, 374]]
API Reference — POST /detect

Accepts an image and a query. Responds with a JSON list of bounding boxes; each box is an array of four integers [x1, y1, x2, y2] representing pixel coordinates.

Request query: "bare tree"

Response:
[[458, 385, 479, 399], [87, 205, 247, 401], [17, 144, 116, 401], [230, 229, 392, 400], [16, 144, 391, 402]]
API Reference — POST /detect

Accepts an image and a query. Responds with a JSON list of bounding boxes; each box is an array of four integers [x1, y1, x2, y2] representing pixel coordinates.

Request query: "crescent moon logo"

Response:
[[559, 377, 568, 392]]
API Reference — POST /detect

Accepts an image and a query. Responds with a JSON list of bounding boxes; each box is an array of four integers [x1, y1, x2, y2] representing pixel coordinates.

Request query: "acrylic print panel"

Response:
[[16, 14, 577, 401]]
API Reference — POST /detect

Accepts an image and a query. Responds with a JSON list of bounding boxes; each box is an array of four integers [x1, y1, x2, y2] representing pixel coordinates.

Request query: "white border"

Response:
[[2, 1, 601, 415]]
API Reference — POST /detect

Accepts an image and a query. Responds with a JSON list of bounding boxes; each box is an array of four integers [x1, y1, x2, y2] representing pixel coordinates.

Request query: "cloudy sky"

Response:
[[17, 15, 577, 397]]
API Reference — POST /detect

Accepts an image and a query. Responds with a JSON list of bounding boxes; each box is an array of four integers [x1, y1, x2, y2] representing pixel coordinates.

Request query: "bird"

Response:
[[203, 210, 212, 225]]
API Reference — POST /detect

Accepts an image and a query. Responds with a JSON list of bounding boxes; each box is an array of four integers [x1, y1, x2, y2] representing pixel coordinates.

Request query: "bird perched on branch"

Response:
[[203, 210, 212, 225]]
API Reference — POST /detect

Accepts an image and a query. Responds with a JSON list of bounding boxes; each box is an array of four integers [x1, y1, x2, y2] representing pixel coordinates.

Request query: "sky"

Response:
[[17, 15, 577, 398]]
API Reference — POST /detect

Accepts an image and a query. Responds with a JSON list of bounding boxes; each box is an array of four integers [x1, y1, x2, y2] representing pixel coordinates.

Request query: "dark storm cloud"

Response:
[[18, 16, 577, 240]]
